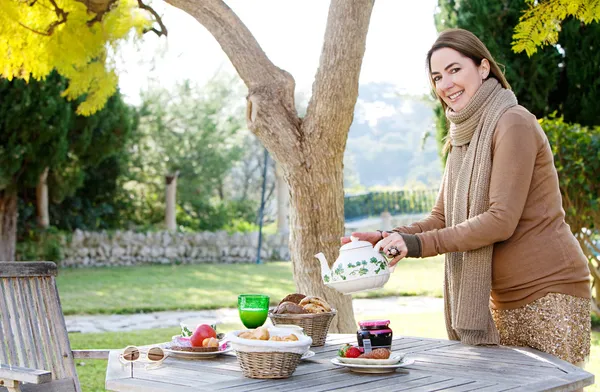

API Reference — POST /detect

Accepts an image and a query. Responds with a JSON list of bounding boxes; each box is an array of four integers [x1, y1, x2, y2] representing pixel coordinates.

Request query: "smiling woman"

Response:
[[344, 28, 592, 366], [426, 30, 511, 124], [430, 49, 488, 112]]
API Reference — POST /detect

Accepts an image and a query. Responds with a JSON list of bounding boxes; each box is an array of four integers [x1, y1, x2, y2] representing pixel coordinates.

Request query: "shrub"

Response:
[[16, 226, 64, 263], [541, 115, 600, 313]]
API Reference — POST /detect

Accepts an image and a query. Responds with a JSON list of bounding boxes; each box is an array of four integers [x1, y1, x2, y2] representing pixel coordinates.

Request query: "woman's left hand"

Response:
[[374, 232, 407, 268]]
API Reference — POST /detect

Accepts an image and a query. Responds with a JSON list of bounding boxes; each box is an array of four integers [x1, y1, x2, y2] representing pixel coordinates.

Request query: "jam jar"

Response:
[[356, 319, 393, 352]]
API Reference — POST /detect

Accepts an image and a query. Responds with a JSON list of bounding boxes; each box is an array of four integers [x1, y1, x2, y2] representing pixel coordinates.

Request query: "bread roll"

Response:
[[279, 293, 306, 305], [299, 296, 332, 312], [202, 337, 219, 347], [358, 348, 391, 359], [275, 301, 307, 314], [252, 327, 270, 340], [238, 331, 254, 339], [303, 303, 327, 313]]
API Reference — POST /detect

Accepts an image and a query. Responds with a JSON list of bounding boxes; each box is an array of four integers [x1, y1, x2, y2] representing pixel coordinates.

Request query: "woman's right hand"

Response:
[[340, 231, 383, 246]]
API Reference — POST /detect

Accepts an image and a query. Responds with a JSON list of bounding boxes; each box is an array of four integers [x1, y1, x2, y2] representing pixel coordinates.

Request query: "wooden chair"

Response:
[[0, 262, 108, 392]]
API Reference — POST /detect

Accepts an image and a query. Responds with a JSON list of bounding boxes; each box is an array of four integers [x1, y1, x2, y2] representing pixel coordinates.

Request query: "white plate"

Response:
[[301, 350, 315, 360], [337, 353, 404, 365], [162, 345, 232, 359], [330, 357, 415, 374]]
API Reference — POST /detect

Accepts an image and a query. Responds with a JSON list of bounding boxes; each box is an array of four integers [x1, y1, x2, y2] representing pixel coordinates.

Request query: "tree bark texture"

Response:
[[165, 172, 179, 232], [0, 190, 18, 261], [36, 167, 50, 229], [275, 164, 289, 235], [166, 0, 375, 332]]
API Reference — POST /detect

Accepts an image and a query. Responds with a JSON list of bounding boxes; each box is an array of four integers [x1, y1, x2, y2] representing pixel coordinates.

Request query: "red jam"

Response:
[[356, 319, 393, 352]]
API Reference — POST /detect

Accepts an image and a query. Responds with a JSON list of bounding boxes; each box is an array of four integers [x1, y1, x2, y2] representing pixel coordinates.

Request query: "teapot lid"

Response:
[[340, 236, 373, 251]]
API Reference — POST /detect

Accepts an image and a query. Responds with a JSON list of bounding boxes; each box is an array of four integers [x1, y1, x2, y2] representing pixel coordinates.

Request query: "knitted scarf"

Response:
[[443, 78, 517, 345]]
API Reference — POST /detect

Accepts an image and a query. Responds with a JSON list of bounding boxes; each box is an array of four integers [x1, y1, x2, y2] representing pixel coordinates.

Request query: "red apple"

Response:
[[190, 324, 217, 347]]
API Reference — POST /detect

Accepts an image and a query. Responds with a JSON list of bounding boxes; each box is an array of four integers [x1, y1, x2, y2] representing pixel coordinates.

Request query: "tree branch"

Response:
[[17, 21, 52, 36], [137, 0, 168, 37], [164, 0, 301, 165], [165, 0, 287, 88], [303, 0, 375, 152], [18, 0, 68, 36]]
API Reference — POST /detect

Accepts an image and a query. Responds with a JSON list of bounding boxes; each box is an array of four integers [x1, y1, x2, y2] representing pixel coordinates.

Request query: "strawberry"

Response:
[[338, 344, 361, 358], [338, 344, 352, 357], [345, 346, 361, 358]]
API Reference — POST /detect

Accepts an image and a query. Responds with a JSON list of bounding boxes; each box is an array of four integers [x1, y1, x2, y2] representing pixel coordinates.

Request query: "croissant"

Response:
[[251, 327, 270, 340]]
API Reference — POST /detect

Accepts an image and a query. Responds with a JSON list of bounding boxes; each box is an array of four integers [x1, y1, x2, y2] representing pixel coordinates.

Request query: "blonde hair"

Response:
[[426, 29, 511, 152]]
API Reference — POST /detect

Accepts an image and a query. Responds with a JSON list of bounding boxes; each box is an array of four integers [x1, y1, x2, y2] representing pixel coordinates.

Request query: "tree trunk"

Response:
[[166, 0, 374, 332], [0, 190, 18, 261], [275, 164, 289, 235], [287, 158, 356, 332], [165, 171, 179, 232], [36, 167, 50, 228]]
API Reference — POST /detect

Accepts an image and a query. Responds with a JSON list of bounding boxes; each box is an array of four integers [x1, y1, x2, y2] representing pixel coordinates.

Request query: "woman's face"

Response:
[[430, 47, 489, 112]]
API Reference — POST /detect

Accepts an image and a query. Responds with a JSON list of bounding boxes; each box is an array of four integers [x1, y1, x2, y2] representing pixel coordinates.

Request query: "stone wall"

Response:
[[61, 230, 290, 267], [60, 213, 429, 267]]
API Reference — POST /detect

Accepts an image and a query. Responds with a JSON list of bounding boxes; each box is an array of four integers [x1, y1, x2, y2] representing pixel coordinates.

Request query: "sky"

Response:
[[116, 0, 440, 104]]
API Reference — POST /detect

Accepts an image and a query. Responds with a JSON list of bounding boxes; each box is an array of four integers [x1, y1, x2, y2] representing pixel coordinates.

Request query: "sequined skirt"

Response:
[[491, 292, 591, 364]]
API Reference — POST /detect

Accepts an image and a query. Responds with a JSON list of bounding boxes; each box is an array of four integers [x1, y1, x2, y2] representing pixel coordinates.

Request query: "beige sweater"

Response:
[[395, 106, 591, 310]]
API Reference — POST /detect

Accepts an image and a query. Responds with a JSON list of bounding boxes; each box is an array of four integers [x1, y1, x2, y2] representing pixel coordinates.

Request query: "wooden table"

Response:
[[105, 334, 594, 391]]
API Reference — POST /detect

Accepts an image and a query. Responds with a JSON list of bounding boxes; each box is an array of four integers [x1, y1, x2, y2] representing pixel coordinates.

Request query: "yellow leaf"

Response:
[[513, 0, 600, 55], [0, 0, 153, 115]]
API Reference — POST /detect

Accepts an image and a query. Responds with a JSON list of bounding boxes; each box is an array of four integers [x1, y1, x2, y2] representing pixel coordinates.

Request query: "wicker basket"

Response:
[[236, 351, 302, 379], [226, 329, 312, 379], [269, 310, 336, 347]]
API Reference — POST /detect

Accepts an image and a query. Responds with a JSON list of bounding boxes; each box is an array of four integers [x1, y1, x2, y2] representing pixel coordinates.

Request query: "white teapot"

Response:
[[314, 236, 394, 295]]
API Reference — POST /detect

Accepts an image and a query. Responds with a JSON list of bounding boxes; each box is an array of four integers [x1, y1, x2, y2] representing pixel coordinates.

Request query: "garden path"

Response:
[[65, 296, 443, 334]]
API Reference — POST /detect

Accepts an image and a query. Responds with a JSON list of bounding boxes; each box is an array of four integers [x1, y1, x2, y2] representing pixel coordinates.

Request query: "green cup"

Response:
[[238, 294, 270, 329]]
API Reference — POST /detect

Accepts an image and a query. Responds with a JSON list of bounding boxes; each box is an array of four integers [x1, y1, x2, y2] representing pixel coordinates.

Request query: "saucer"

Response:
[[330, 357, 415, 374], [302, 350, 315, 360], [162, 345, 232, 359], [336, 353, 404, 366]]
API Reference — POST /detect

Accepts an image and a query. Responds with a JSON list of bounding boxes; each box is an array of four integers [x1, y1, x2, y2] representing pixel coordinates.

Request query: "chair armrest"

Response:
[[0, 364, 52, 384], [73, 349, 110, 359]]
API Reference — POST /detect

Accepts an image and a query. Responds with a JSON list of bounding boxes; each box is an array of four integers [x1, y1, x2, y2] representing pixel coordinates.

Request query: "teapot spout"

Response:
[[314, 252, 332, 283]]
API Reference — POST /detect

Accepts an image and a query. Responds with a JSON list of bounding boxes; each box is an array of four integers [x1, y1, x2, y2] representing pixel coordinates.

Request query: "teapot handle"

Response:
[[380, 252, 397, 273], [373, 239, 398, 272], [374, 238, 397, 273]]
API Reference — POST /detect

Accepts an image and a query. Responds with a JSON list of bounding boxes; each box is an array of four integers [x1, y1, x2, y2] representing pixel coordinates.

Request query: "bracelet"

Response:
[[376, 230, 384, 240]]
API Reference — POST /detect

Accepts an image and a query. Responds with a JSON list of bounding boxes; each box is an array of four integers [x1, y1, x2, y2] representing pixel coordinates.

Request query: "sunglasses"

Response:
[[119, 346, 167, 369]]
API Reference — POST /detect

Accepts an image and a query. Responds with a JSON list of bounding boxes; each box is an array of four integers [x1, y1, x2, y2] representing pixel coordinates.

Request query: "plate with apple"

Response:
[[162, 323, 232, 359]]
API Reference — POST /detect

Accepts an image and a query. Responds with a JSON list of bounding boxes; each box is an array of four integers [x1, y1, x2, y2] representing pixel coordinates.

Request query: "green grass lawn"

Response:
[[56, 257, 445, 314]]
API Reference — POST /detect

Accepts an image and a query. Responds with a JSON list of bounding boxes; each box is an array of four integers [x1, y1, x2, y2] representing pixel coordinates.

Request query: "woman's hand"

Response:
[[375, 232, 407, 268], [340, 231, 383, 246]]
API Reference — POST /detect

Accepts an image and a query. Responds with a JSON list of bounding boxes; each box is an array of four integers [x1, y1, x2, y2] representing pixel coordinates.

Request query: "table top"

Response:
[[105, 334, 594, 392]]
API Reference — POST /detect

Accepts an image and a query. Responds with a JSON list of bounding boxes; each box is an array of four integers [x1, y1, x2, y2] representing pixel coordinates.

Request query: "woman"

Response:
[[343, 28, 591, 365]]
